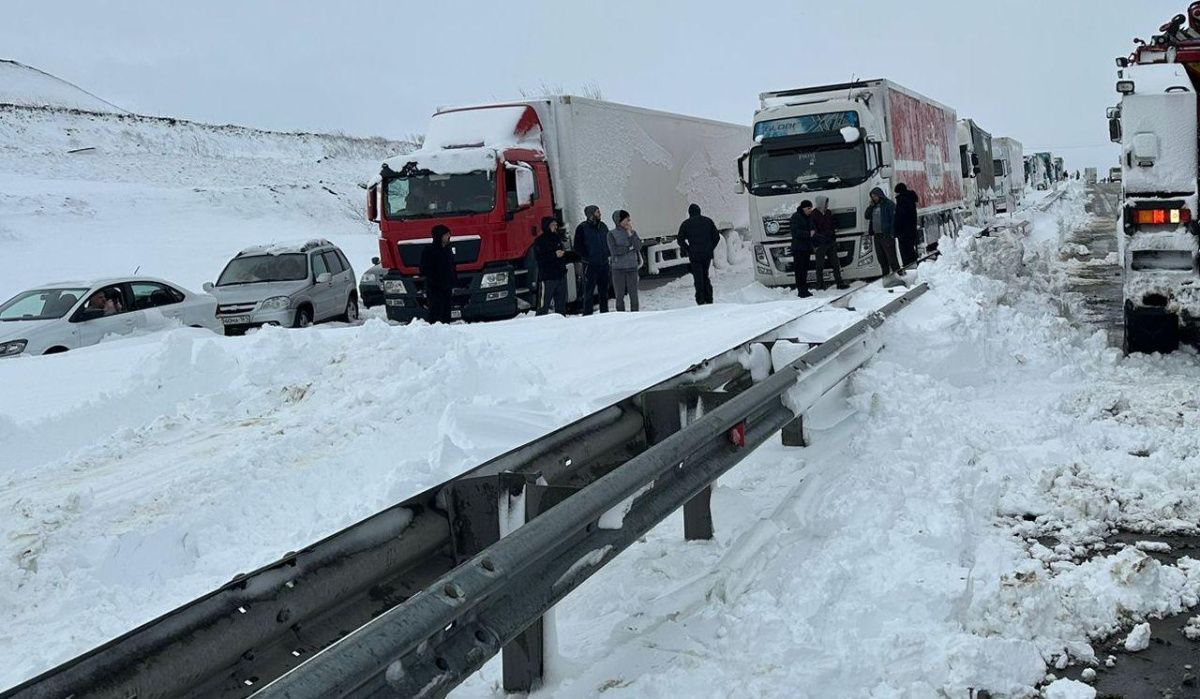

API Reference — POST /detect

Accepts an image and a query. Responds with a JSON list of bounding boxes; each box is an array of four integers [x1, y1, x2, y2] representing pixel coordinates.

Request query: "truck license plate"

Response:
[[450, 310, 462, 319], [221, 315, 251, 325]]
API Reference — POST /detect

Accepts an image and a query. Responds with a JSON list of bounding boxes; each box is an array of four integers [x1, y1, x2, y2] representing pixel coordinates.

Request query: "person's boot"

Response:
[[836, 281, 850, 290], [798, 287, 813, 298]]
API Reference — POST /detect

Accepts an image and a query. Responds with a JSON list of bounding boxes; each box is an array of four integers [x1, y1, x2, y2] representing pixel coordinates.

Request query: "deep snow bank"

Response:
[[0, 60, 125, 113]]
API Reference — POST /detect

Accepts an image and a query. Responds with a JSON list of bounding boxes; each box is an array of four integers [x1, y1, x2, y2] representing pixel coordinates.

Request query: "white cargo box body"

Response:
[[994, 137, 1024, 195], [526, 97, 751, 240], [1121, 64, 1198, 196]]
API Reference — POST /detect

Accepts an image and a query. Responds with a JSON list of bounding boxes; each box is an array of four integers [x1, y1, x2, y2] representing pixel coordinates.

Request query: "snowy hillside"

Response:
[[0, 97, 414, 300], [0, 60, 126, 113]]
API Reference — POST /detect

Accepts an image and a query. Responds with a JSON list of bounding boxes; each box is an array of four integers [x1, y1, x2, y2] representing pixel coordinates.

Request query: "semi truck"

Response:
[[957, 118, 997, 223], [368, 97, 750, 322], [992, 137, 1025, 213], [1111, 3, 1200, 353], [1028, 152, 1055, 190], [738, 79, 965, 288], [1084, 167, 1098, 185]]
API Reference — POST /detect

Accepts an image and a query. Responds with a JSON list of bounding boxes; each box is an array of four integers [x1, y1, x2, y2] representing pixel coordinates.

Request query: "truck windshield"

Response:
[[384, 172, 496, 219], [217, 254, 308, 286], [749, 143, 867, 195]]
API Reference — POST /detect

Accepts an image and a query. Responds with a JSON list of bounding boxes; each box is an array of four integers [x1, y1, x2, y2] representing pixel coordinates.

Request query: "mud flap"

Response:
[[1124, 306, 1179, 355]]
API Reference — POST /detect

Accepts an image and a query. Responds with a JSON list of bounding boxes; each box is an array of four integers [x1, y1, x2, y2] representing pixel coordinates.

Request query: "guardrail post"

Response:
[[644, 389, 734, 542], [502, 481, 577, 693], [781, 415, 807, 447]]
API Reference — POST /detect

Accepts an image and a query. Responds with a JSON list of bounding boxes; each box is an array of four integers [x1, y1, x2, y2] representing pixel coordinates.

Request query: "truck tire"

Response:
[[1123, 307, 1179, 355]]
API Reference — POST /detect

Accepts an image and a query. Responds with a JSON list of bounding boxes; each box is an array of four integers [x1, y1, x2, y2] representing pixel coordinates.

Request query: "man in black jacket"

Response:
[[573, 204, 610, 315], [534, 216, 568, 316], [894, 183, 920, 267], [420, 224, 457, 323], [677, 203, 720, 305], [789, 200, 815, 298]]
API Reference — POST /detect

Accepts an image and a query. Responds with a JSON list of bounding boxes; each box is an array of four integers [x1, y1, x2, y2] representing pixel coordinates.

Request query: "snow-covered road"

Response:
[[454, 185, 1200, 698]]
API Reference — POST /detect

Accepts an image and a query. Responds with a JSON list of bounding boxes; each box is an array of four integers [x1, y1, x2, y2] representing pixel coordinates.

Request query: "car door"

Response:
[[72, 284, 142, 347], [129, 281, 186, 329], [323, 251, 350, 314], [309, 251, 336, 320]]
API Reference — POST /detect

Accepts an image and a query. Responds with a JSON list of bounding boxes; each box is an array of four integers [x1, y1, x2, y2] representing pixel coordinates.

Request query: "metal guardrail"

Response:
[[4, 291, 877, 699], [255, 284, 929, 699]]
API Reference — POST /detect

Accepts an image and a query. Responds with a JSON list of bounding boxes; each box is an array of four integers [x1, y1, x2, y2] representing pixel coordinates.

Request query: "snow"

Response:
[[1123, 622, 1151, 651], [424, 105, 539, 150], [1043, 678, 1096, 699], [0, 104, 413, 302], [1120, 65, 1197, 195], [0, 60, 126, 114]]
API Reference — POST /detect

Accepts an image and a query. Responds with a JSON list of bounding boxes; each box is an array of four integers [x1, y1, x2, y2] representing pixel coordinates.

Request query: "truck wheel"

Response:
[[1123, 308, 1179, 355], [293, 306, 314, 329]]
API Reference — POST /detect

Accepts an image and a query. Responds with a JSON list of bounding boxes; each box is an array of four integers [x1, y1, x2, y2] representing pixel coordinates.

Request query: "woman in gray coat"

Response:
[[608, 210, 642, 311]]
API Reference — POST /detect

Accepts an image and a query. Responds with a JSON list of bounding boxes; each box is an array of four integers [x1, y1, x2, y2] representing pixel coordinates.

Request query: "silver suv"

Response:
[[205, 239, 358, 334]]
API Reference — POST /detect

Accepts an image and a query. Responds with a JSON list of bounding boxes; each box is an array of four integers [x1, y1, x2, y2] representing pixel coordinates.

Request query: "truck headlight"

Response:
[[753, 244, 772, 274], [360, 273, 378, 283], [0, 340, 27, 357], [259, 296, 291, 310], [481, 271, 510, 289], [383, 279, 407, 294], [860, 234, 873, 255]]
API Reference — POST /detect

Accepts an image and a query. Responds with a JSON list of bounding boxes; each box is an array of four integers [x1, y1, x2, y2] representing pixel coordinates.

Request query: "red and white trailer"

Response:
[[739, 79, 966, 285]]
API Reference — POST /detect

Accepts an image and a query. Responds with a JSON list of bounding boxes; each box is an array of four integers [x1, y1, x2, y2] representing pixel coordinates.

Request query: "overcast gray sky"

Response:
[[2, 0, 1185, 169]]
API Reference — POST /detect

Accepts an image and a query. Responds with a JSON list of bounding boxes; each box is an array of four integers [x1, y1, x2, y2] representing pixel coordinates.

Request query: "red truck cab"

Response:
[[367, 105, 557, 322]]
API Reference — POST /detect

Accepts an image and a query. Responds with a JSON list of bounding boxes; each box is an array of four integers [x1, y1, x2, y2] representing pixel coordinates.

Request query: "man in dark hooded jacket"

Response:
[[893, 183, 920, 267], [420, 224, 457, 323], [574, 204, 610, 315], [789, 200, 815, 298], [534, 216, 568, 315], [864, 187, 903, 277], [810, 195, 848, 290], [677, 203, 720, 304]]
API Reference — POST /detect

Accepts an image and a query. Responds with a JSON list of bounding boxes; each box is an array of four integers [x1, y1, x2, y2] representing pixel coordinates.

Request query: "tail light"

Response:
[[1133, 208, 1190, 225], [1125, 202, 1192, 233]]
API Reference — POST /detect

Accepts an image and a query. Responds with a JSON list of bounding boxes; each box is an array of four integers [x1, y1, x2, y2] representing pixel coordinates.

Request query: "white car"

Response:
[[0, 277, 221, 357]]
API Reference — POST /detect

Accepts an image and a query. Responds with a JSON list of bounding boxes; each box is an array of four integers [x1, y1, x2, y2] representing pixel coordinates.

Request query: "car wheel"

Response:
[[342, 295, 360, 323], [294, 306, 314, 328]]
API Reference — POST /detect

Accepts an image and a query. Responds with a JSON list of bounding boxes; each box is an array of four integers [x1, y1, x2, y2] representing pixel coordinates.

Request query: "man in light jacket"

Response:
[[608, 210, 642, 311]]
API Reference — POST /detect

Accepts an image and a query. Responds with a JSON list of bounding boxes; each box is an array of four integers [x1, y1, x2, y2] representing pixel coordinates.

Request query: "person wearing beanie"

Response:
[[677, 203, 721, 305], [789, 200, 815, 298], [607, 210, 643, 311], [573, 204, 611, 315], [419, 224, 458, 323], [533, 216, 569, 315], [865, 187, 903, 278]]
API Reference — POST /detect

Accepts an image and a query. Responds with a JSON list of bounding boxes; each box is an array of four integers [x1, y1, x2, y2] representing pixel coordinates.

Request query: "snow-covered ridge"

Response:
[[0, 59, 127, 114], [0, 97, 416, 298]]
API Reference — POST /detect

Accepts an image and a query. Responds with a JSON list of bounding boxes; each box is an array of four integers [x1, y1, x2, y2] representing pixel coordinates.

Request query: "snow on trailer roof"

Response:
[[381, 104, 543, 177], [237, 239, 334, 256]]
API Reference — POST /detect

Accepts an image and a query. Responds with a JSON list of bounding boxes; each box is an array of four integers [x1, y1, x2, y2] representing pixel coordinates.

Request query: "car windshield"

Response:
[[0, 287, 89, 321], [383, 171, 496, 219], [217, 254, 308, 286], [749, 143, 867, 195]]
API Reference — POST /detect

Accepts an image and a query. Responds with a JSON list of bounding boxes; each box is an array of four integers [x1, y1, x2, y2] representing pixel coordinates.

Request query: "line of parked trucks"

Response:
[[365, 85, 1069, 322]]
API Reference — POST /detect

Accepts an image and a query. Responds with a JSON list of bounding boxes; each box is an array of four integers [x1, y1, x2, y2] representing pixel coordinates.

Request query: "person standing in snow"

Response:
[[608, 210, 642, 311], [420, 224, 458, 323], [810, 195, 849, 290], [789, 200, 815, 298], [574, 205, 611, 315], [677, 203, 720, 305], [893, 183, 921, 267], [534, 216, 568, 316], [865, 187, 903, 278]]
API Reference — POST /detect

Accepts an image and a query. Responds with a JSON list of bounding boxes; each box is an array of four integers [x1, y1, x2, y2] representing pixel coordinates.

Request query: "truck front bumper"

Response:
[[382, 266, 525, 323]]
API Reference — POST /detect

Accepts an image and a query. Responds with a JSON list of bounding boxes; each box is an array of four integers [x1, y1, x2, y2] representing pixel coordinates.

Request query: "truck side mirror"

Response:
[[514, 165, 536, 208], [202, 282, 215, 292], [367, 184, 379, 222], [1109, 118, 1122, 143], [878, 164, 893, 179], [735, 180, 745, 194]]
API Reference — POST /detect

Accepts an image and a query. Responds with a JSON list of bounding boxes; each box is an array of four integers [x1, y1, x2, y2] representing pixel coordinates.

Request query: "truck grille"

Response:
[[763, 209, 858, 237], [217, 303, 257, 315], [398, 238, 481, 267], [768, 240, 856, 273]]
